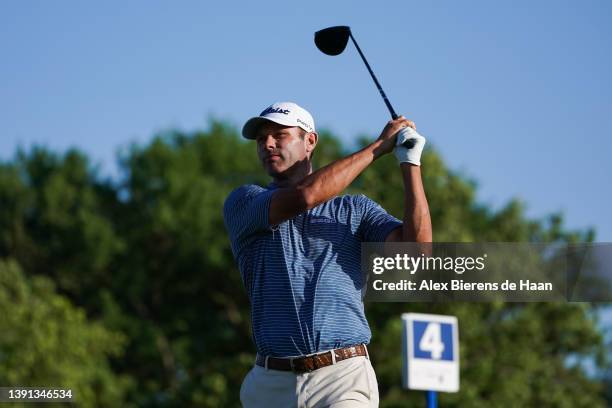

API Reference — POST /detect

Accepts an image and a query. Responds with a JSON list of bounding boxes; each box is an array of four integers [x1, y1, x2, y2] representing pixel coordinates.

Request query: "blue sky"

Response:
[[1, 1, 611, 240]]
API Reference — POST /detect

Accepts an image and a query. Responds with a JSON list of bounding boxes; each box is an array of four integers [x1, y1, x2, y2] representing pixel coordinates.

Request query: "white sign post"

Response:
[[402, 313, 459, 406]]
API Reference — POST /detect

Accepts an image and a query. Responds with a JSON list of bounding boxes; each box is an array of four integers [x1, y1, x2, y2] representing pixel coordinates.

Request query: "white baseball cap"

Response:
[[242, 101, 316, 140]]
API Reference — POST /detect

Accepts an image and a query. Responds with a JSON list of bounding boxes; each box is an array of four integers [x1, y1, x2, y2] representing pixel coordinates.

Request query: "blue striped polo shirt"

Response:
[[223, 183, 401, 357]]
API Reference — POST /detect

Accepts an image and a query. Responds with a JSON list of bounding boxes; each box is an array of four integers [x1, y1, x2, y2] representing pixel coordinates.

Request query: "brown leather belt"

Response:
[[255, 344, 368, 373]]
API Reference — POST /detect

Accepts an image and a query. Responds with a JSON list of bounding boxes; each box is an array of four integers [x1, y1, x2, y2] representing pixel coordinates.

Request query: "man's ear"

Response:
[[306, 132, 318, 153]]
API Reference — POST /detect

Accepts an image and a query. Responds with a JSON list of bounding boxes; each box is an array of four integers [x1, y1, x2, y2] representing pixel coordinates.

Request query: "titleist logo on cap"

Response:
[[261, 107, 290, 116]]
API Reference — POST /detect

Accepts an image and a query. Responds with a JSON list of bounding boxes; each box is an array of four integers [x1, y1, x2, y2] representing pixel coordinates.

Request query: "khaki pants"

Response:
[[240, 355, 379, 408]]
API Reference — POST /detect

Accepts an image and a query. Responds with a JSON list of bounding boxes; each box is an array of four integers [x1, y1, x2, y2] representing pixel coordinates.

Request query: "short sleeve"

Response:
[[355, 194, 402, 242], [223, 185, 275, 256]]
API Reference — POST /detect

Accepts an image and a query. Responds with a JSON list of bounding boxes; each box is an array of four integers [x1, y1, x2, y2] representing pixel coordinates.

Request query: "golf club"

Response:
[[315, 26, 417, 148]]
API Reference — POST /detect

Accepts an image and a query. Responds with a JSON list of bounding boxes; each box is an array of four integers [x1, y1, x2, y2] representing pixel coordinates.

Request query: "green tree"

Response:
[[0, 259, 131, 407]]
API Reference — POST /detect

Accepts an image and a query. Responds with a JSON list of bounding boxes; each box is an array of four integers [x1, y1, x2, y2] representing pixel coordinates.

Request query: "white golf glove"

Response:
[[394, 127, 426, 166]]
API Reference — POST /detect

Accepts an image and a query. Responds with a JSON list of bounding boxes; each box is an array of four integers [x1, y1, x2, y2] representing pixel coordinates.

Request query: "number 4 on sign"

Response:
[[402, 313, 459, 393], [420, 323, 445, 360]]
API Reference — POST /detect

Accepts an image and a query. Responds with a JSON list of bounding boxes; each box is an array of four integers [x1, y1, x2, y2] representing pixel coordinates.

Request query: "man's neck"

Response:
[[272, 162, 313, 188]]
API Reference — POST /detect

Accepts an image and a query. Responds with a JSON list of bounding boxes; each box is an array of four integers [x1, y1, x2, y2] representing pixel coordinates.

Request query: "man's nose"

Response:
[[263, 135, 276, 150]]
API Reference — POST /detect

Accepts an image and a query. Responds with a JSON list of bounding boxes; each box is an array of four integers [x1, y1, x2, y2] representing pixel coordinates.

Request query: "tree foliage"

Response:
[[0, 119, 608, 407], [0, 259, 130, 407]]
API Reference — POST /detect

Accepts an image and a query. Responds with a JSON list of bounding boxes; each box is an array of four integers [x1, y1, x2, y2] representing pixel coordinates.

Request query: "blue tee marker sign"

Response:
[[402, 313, 459, 392]]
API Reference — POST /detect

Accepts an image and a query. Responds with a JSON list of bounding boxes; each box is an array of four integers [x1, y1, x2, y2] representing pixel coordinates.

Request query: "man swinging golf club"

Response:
[[223, 101, 432, 407]]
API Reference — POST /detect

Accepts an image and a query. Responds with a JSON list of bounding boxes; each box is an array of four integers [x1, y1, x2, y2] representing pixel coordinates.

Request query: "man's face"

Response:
[[255, 121, 310, 176]]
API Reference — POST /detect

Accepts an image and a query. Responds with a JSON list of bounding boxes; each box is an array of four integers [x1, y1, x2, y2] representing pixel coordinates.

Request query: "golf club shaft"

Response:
[[349, 32, 399, 120]]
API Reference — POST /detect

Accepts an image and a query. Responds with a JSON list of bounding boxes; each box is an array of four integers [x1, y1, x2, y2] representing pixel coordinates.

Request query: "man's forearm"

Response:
[[400, 163, 432, 242], [297, 140, 385, 208]]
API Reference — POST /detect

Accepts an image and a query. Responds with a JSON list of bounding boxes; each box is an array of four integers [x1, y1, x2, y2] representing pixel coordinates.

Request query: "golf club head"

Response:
[[314, 26, 351, 56]]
